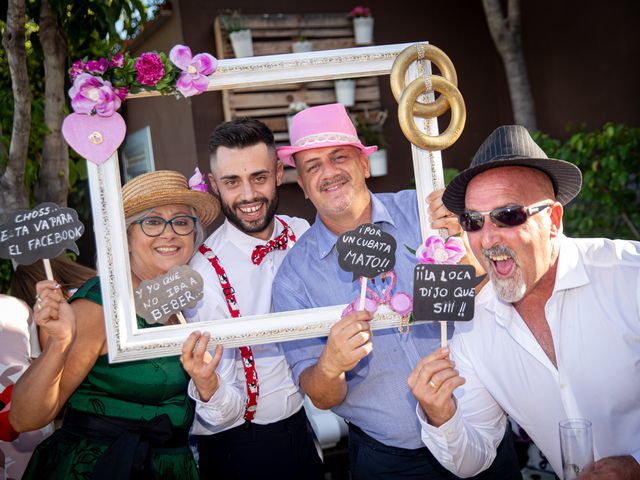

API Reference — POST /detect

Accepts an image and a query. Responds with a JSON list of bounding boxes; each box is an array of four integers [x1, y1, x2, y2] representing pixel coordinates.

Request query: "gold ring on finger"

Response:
[[429, 380, 438, 389]]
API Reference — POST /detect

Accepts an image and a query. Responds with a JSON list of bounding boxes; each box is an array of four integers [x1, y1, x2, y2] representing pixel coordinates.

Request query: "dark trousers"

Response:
[[348, 423, 522, 480], [196, 408, 324, 480]]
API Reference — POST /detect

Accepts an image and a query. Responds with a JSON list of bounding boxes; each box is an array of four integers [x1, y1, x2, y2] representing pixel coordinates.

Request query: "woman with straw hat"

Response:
[[10, 170, 219, 479]]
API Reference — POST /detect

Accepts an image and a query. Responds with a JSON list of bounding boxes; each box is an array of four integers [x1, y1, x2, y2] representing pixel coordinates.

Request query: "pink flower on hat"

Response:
[[170, 45, 217, 97], [416, 235, 465, 265]]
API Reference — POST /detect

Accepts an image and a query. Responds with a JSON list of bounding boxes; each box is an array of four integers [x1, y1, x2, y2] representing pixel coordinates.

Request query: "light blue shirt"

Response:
[[272, 190, 451, 449]]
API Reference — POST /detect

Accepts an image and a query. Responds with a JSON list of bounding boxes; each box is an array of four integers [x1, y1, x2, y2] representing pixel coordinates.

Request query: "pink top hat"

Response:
[[277, 103, 378, 167]]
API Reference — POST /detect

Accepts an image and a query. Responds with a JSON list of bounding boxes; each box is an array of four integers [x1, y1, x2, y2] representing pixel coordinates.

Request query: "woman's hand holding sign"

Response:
[[34, 280, 76, 352], [181, 331, 224, 402]]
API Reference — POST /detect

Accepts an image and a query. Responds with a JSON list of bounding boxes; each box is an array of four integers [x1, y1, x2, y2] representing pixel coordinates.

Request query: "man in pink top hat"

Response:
[[272, 103, 520, 479]]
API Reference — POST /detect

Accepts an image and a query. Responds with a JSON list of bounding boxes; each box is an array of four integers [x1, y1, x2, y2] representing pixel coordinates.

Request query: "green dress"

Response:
[[23, 277, 199, 479]]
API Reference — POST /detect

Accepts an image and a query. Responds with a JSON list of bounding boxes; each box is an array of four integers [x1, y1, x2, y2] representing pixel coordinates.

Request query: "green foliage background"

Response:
[[0, 0, 159, 293], [532, 123, 639, 240]]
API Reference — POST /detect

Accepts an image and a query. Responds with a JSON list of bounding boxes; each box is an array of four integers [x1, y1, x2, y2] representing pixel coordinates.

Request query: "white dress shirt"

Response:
[[184, 215, 310, 434], [418, 235, 640, 477]]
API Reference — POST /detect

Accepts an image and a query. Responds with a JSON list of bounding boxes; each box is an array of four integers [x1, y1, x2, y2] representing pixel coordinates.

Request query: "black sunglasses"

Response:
[[459, 204, 552, 232]]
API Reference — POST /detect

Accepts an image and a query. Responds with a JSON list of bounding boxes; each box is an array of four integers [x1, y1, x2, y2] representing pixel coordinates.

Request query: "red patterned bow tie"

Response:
[[251, 228, 290, 265]]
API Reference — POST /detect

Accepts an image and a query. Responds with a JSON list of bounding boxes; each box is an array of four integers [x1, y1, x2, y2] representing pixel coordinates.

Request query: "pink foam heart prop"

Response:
[[62, 112, 126, 165]]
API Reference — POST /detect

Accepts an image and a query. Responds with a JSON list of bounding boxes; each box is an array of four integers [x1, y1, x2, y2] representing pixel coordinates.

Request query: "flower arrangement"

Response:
[[68, 44, 217, 117], [349, 6, 372, 17]]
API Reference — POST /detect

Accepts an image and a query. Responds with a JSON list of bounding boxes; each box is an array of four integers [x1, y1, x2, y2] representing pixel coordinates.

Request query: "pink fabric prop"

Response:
[[381, 271, 413, 316], [340, 270, 413, 318], [341, 287, 380, 318], [62, 112, 126, 165]]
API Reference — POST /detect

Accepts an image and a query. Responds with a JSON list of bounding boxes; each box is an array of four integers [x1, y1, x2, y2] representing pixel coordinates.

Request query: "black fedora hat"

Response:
[[442, 125, 582, 214]]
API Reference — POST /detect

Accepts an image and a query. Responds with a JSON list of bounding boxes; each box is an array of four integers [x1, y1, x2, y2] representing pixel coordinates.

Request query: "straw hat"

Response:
[[443, 125, 582, 214], [276, 103, 377, 167], [122, 170, 219, 226]]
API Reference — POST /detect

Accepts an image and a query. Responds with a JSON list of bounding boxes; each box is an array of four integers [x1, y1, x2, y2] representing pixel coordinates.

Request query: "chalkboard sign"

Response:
[[336, 223, 397, 280], [134, 265, 204, 325], [413, 264, 485, 321], [0, 203, 84, 265]]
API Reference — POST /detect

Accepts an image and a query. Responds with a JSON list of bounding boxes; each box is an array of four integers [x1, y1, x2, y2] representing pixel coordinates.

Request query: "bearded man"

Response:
[[181, 118, 323, 479], [411, 125, 640, 480]]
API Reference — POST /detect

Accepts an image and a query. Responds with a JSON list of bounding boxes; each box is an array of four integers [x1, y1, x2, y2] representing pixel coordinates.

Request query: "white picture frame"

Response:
[[89, 42, 445, 362]]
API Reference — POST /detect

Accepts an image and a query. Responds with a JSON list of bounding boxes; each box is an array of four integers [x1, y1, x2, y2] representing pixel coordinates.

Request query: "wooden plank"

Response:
[[251, 28, 354, 39], [239, 14, 351, 29], [212, 12, 384, 138], [229, 85, 381, 110]]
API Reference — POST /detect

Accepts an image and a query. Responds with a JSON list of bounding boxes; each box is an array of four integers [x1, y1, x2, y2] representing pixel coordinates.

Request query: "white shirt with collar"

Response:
[[418, 235, 640, 477], [184, 215, 310, 434]]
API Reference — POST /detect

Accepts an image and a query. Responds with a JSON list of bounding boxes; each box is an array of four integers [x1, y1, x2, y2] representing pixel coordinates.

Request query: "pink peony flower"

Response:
[[110, 52, 124, 69], [188, 167, 208, 192], [85, 58, 108, 75], [68, 73, 121, 117], [416, 235, 465, 265], [69, 60, 86, 81], [169, 45, 217, 97], [134, 52, 165, 86]]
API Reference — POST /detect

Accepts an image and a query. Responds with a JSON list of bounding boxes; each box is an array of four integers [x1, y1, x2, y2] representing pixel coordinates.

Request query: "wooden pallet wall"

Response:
[[213, 13, 384, 145]]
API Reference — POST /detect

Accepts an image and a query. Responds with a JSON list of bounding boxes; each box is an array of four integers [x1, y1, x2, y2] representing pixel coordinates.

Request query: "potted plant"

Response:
[[334, 79, 357, 107], [292, 36, 313, 53], [349, 6, 374, 45], [353, 110, 388, 176], [220, 10, 253, 58]]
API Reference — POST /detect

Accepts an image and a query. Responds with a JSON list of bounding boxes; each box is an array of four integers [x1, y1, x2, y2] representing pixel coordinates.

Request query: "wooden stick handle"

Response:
[[43, 258, 54, 281], [440, 320, 447, 347], [358, 277, 368, 310]]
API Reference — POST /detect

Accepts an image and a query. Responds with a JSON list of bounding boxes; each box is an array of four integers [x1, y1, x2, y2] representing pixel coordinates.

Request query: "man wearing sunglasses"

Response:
[[412, 125, 640, 479]]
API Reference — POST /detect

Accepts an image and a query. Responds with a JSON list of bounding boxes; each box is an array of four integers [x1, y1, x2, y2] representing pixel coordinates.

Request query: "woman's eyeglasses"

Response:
[[458, 204, 551, 232], [133, 215, 197, 237]]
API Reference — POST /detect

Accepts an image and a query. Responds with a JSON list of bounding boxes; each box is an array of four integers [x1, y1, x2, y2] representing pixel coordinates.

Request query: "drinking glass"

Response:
[[559, 418, 594, 479]]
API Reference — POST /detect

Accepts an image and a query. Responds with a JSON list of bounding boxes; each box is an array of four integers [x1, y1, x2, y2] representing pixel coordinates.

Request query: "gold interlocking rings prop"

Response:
[[390, 43, 466, 151]]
